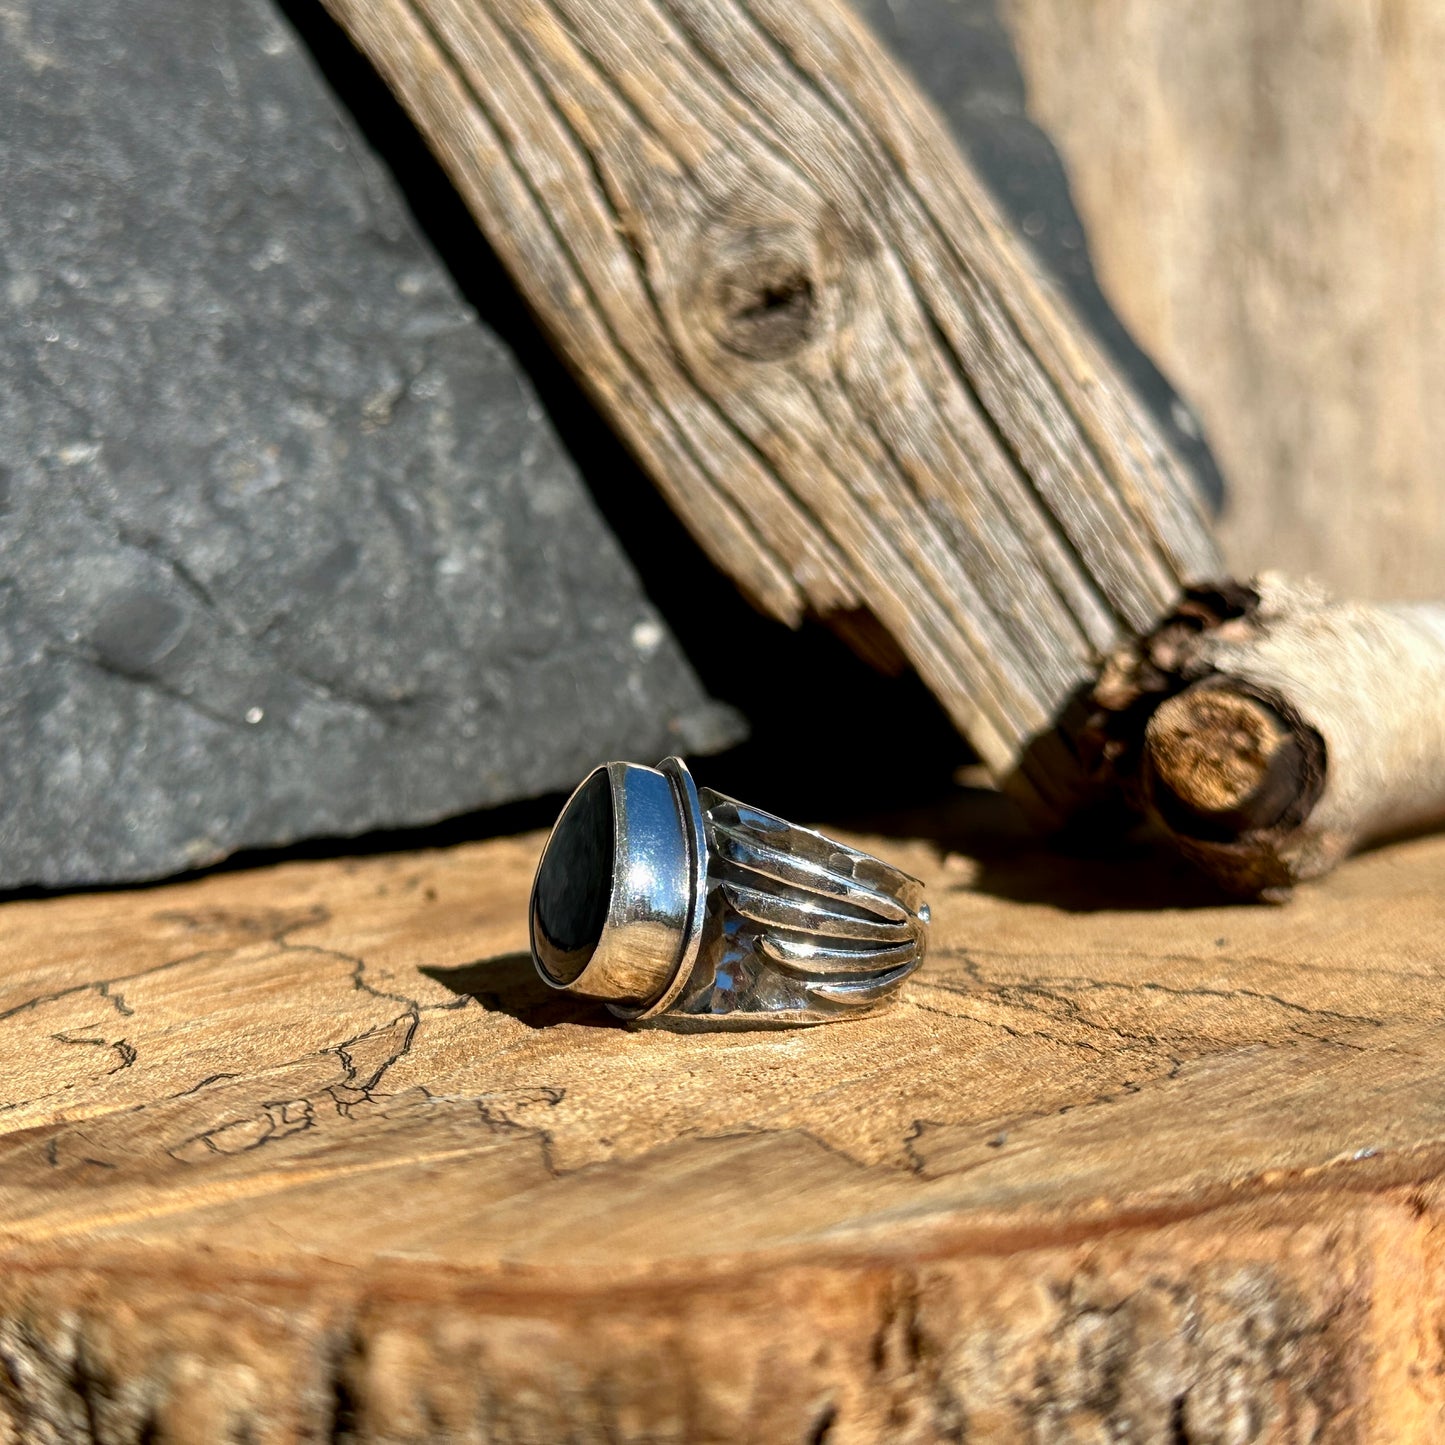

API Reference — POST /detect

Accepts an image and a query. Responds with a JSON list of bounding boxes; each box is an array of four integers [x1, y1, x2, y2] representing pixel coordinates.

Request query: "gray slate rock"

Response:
[[0, 0, 740, 888]]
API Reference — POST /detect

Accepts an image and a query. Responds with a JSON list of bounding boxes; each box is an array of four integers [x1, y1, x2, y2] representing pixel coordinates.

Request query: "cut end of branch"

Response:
[[1144, 685, 1307, 836]]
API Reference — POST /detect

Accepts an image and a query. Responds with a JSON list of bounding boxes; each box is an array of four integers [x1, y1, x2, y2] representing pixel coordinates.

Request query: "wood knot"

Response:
[[701, 224, 821, 362]]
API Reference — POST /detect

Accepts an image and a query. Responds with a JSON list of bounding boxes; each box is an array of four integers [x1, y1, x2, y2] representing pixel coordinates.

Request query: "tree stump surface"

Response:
[[1, 797, 1443, 1441]]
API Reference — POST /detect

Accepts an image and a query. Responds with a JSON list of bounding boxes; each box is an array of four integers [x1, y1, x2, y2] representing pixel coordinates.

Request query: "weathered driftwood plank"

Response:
[[2, 812, 1445, 1438], [316, 0, 1221, 808]]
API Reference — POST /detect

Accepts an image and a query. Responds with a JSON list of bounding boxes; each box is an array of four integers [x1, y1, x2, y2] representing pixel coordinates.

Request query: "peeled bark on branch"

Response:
[[1091, 575, 1445, 897], [317, 0, 1220, 814]]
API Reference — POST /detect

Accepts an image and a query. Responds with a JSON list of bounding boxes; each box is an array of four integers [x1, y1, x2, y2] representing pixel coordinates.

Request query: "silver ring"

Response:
[[529, 757, 930, 1029]]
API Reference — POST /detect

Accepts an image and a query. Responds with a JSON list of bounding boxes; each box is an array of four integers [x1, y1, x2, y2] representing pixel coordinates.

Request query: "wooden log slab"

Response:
[[2, 797, 1444, 1440]]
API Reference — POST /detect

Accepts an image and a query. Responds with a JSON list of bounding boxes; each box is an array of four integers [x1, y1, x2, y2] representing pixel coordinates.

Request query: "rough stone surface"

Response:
[[0, 0, 740, 889]]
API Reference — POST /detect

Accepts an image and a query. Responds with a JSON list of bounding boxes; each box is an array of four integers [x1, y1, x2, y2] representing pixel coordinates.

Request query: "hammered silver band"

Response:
[[529, 757, 929, 1028]]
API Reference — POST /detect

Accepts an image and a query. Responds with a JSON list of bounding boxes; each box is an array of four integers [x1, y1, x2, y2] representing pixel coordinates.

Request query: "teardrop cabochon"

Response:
[[530, 758, 707, 1015]]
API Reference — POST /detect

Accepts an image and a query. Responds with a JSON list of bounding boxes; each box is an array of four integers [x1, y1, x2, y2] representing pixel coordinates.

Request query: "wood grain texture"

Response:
[[314, 0, 1220, 801], [3, 800, 1445, 1440], [1004, 0, 1445, 601]]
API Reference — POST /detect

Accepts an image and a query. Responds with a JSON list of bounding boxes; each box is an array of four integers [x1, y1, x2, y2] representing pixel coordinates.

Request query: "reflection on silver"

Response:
[[529, 757, 929, 1029]]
